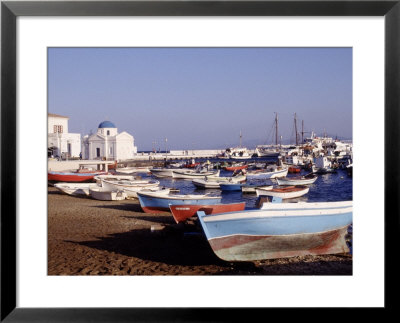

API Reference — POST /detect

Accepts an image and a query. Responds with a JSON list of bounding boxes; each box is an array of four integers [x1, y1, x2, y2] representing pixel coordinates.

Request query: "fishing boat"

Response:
[[169, 202, 246, 224], [256, 185, 309, 199], [172, 169, 220, 179], [192, 175, 246, 189], [89, 187, 127, 201], [241, 184, 273, 193], [54, 182, 98, 196], [116, 166, 151, 174], [150, 168, 176, 178], [224, 164, 248, 172], [275, 173, 318, 186], [48, 169, 108, 183], [123, 186, 171, 198], [94, 174, 136, 185], [101, 179, 160, 196], [246, 167, 288, 179], [197, 200, 353, 261], [136, 191, 222, 213]]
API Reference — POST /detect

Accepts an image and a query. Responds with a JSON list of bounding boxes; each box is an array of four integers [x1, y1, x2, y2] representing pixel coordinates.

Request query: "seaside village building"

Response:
[[48, 113, 81, 159], [81, 121, 137, 161]]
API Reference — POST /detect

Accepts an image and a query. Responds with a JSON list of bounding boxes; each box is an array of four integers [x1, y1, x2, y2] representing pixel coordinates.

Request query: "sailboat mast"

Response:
[[294, 113, 298, 145], [275, 112, 278, 146], [239, 130, 242, 147], [302, 120, 304, 144]]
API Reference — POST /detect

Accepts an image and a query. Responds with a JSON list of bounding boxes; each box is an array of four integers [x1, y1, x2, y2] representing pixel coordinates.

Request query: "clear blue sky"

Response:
[[48, 47, 352, 151]]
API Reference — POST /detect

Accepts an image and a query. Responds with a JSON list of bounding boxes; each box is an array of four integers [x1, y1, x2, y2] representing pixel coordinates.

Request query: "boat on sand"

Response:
[[256, 185, 309, 199], [197, 200, 353, 261]]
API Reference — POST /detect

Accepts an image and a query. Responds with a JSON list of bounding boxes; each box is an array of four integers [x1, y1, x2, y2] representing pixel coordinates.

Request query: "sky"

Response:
[[48, 47, 352, 151]]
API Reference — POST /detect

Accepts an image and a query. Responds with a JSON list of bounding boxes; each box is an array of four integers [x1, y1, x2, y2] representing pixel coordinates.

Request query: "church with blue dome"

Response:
[[81, 120, 137, 161]]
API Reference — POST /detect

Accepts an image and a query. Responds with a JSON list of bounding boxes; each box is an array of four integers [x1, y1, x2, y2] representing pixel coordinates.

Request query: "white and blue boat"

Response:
[[245, 167, 288, 179], [219, 183, 243, 191], [197, 200, 352, 261], [137, 191, 222, 213]]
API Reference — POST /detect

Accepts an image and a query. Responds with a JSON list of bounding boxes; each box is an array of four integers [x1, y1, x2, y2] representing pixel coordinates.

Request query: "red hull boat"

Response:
[[183, 163, 200, 168], [48, 170, 108, 182], [169, 202, 246, 224], [224, 165, 248, 171]]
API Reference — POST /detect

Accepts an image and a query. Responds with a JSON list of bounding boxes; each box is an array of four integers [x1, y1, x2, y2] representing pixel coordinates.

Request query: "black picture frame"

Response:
[[1, 0, 398, 321]]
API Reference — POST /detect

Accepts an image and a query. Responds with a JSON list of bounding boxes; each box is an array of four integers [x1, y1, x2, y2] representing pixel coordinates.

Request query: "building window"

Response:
[[96, 148, 100, 157], [53, 125, 63, 133], [107, 130, 110, 136]]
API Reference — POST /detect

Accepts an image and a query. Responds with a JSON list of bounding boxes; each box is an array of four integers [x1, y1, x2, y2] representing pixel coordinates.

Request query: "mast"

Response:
[[301, 120, 304, 144], [239, 130, 242, 147], [275, 112, 278, 146], [294, 113, 298, 146]]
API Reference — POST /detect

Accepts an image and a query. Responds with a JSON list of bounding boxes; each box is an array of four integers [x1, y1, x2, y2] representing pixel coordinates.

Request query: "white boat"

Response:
[[122, 186, 171, 198], [256, 185, 309, 199], [54, 182, 98, 196], [89, 187, 127, 201], [192, 175, 246, 189], [150, 168, 175, 178], [172, 169, 220, 179], [94, 174, 136, 185], [116, 166, 151, 174], [275, 174, 318, 186], [241, 184, 273, 193], [246, 167, 288, 179], [101, 179, 160, 194]]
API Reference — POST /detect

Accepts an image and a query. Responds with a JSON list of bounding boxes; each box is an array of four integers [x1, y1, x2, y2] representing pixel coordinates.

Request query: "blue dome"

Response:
[[98, 121, 116, 128]]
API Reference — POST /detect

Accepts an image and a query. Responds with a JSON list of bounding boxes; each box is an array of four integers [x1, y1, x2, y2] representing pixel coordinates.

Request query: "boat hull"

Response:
[[48, 171, 107, 182], [246, 168, 288, 179], [256, 186, 309, 199], [54, 183, 98, 196], [224, 165, 248, 171], [219, 183, 243, 191], [276, 176, 317, 186], [89, 187, 127, 201], [137, 192, 222, 213], [169, 202, 246, 223], [172, 170, 220, 179], [198, 201, 352, 261]]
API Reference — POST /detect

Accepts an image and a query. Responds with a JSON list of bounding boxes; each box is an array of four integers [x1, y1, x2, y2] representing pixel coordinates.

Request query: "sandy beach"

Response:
[[48, 186, 352, 276]]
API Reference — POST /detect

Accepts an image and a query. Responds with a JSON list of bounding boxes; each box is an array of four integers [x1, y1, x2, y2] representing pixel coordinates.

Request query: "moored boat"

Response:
[[123, 186, 171, 198], [241, 184, 273, 193], [101, 179, 160, 195], [169, 202, 246, 223], [54, 182, 98, 196], [246, 167, 288, 179], [197, 200, 353, 261], [219, 183, 243, 191], [256, 185, 309, 199], [192, 175, 246, 189], [150, 168, 175, 178], [48, 169, 108, 183], [224, 164, 248, 172], [275, 173, 318, 186], [116, 166, 151, 174], [89, 186, 127, 201], [137, 191, 222, 213], [172, 169, 220, 179], [288, 166, 301, 173]]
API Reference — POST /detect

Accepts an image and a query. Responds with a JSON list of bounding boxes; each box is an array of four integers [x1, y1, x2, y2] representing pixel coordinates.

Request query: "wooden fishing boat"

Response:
[[170, 202, 246, 223], [122, 186, 171, 198], [89, 187, 127, 201], [192, 175, 246, 189], [101, 179, 160, 196], [94, 174, 136, 185], [48, 169, 108, 183], [136, 191, 222, 213], [246, 167, 288, 179], [197, 200, 353, 261], [150, 168, 175, 178], [172, 169, 220, 179], [54, 182, 98, 196], [116, 166, 151, 174], [275, 174, 318, 186], [256, 185, 309, 199], [183, 162, 200, 168], [224, 165, 248, 172]]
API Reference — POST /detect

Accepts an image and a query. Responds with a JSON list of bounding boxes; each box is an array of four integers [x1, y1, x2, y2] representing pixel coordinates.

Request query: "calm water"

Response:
[[139, 157, 353, 208]]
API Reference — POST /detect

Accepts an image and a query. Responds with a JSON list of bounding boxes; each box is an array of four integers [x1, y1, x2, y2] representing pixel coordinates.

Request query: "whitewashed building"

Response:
[[82, 121, 137, 161], [48, 113, 81, 158]]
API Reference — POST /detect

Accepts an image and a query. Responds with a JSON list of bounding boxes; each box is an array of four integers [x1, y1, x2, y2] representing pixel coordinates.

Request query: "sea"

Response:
[[138, 157, 353, 209]]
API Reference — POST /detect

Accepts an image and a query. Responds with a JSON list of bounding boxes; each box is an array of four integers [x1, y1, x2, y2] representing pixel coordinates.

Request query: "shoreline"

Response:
[[48, 186, 352, 276]]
